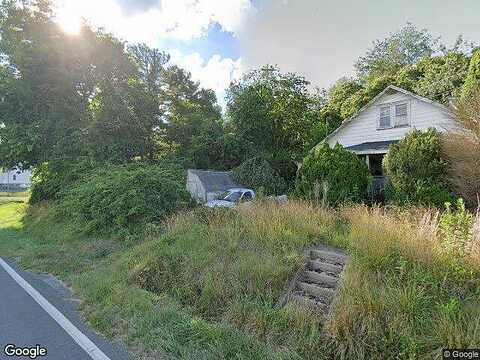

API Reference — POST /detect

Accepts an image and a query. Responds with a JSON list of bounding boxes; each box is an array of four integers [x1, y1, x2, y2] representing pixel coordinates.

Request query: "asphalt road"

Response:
[[0, 258, 131, 360]]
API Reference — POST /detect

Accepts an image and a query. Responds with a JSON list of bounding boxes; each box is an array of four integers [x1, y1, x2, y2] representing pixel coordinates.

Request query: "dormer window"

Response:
[[378, 101, 410, 129]]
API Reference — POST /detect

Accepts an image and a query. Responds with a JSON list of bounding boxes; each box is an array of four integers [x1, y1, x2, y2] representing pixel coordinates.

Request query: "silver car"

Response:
[[205, 188, 255, 208]]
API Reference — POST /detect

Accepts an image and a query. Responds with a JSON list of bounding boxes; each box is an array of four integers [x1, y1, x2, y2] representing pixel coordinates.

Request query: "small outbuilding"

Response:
[[187, 170, 241, 204]]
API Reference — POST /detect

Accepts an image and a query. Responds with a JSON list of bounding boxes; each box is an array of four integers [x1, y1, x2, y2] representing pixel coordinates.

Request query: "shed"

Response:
[[187, 170, 241, 204]]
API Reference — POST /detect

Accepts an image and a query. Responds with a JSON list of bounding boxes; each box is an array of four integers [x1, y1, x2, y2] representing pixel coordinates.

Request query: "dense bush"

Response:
[[296, 143, 371, 206], [232, 157, 287, 195], [57, 163, 191, 234], [383, 129, 452, 207], [30, 161, 93, 204]]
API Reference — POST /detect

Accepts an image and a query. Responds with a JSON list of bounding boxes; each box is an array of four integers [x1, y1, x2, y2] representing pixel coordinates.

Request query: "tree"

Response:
[[462, 48, 480, 98], [355, 23, 439, 80], [226, 65, 323, 183], [414, 52, 470, 104], [0, 0, 164, 168], [162, 65, 225, 167]]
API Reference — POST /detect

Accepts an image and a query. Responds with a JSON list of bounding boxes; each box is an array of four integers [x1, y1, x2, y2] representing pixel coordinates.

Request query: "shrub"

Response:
[[462, 48, 480, 98], [296, 143, 371, 206], [57, 163, 191, 234], [383, 129, 452, 207], [439, 198, 476, 257], [232, 157, 287, 195], [30, 160, 93, 204]]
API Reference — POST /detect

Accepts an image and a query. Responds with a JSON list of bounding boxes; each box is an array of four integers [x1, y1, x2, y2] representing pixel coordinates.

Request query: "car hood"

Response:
[[205, 200, 236, 208]]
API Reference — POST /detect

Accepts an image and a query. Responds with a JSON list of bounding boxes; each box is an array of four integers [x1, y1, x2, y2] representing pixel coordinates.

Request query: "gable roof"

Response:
[[188, 170, 241, 193], [323, 85, 451, 144]]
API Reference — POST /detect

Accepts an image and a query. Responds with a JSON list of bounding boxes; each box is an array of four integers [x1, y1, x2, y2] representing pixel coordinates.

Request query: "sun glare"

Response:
[[56, 9, 82, 35]]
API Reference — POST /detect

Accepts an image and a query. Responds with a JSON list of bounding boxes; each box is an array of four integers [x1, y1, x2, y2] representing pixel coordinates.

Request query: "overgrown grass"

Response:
[[0, 200, 479, 359], [0, 191, 29, 205]]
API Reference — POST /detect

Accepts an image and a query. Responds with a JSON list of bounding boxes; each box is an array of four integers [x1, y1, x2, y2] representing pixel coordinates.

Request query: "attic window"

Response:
[[379, 106, 391, 129], [395, 103, 409, 126]]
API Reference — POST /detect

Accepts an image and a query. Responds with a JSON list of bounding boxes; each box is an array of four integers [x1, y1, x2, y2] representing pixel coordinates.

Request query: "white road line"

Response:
[[0, 258, 111, 360]]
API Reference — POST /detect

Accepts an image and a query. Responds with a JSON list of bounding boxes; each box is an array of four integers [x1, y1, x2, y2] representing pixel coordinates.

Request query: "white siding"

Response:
[[186, 171, 206, 204], [327, 91, 457, 149]]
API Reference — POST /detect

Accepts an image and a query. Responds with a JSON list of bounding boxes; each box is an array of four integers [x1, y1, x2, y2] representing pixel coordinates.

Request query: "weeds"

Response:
[[0, 200, 479, 359]]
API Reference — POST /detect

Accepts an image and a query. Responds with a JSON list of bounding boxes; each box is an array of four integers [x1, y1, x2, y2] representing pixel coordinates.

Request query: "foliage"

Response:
[[296, 143, 371, 206], [0, 1, 166, 168], [355, 23, 438, 80], [383, 129, 452, 207], [56, 163, 190, 234], [29, 160, 93, 204], [232, 157, 287, 195], [414, 52, 470, 103], [462, 49, 480, 98], [226, 65, 324, 183], [439, 198, 476, 256]]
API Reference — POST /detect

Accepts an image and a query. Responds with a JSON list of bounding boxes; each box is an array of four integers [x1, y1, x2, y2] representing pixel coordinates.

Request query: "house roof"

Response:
[[323, 85, 451, 144], [188, 170, 241, 193], [346, 140, 399, 152]]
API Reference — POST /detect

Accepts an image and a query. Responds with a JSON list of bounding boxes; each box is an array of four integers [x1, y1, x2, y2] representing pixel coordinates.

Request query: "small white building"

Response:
[[324, 85, 458, 192], [0, 167, 32, 190], [187, 170, 241, 204]]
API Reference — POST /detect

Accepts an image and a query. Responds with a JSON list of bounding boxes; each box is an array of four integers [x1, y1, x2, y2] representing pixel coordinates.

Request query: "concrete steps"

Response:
[[278, 245, 349, 315]]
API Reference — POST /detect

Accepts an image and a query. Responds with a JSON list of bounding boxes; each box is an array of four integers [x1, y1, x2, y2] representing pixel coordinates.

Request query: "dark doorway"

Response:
[[369, 154, 384, 176]]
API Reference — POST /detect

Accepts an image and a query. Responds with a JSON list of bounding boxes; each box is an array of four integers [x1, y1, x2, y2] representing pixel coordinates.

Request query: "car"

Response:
[[205, 188, 255, 208]]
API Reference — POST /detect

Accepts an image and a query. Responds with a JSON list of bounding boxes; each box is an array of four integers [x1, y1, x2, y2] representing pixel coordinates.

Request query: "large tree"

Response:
[[0, 0, 168, 168], [355, 23, 439, 80], [226, 65, 323, 182]]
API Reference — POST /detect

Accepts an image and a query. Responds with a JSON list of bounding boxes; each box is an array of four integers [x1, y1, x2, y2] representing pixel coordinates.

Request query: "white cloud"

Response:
[[55, 0, 254, 43], [169, 50, 244, 108]]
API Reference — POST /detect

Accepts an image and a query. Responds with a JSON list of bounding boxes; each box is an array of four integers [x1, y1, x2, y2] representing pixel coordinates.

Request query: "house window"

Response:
[[379, 106, 391, 129], [395, 103, 409, 126], [12, 175, 16, 181]]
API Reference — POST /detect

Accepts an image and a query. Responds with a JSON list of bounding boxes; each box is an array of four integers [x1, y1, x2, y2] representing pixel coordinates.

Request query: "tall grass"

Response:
[[325, 205, 480, 359], [2, 200, 479, 359], [442, 87, 480, 209], [123, 201, 339, 358]]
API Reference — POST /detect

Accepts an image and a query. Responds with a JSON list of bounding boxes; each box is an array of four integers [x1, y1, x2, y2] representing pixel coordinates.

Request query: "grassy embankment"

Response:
[[0, 198, 479, 359]]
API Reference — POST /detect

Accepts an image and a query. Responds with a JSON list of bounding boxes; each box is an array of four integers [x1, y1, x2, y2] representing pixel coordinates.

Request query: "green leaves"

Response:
[[296, 143, 371, 206], [383, 129, 452, 207]]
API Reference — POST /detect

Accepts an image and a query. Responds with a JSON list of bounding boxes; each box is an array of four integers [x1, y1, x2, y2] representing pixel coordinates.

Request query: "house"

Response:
[[324, 85, 458, 192], [0, 167, 32, 191], [187, 170, 241, 204]]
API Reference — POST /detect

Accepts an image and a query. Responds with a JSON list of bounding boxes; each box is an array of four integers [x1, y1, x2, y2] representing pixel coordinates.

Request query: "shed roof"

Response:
[[346, 140, 399, 152], [188, 170, 241, 193]]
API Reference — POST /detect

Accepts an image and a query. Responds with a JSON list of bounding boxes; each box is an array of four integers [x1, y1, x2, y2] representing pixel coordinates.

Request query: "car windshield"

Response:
[[223, 191, 243, 203]]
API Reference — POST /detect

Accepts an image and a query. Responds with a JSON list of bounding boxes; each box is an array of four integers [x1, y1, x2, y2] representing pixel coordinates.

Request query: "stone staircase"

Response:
[[278, 245, 349, 315]]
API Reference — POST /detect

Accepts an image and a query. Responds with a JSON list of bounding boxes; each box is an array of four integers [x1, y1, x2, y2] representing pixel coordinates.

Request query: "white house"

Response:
[[0, 167, 32, 191], [324, 85, 458, 189], [187, 170, 241, 204]]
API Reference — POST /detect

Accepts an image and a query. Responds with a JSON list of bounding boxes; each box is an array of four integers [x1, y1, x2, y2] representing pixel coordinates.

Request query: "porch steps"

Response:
[[277, 244, 349, 316]]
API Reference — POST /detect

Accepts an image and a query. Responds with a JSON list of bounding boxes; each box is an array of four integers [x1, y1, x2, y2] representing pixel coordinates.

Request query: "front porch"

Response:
[[346, 140, 399, 199]]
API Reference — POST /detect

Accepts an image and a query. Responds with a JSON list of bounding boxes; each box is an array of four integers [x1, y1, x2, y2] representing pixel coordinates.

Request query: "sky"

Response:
[[54, 0, 480, 108]]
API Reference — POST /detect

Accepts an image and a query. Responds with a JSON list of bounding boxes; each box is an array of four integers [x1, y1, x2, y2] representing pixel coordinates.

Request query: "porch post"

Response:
[[365, 154, 370, 170]]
